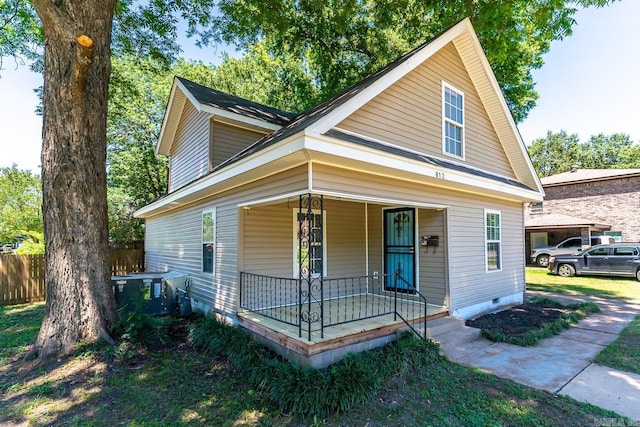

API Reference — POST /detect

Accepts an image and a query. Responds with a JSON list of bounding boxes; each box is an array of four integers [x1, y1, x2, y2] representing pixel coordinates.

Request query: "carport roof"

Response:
[[525, 213, 610, 230]]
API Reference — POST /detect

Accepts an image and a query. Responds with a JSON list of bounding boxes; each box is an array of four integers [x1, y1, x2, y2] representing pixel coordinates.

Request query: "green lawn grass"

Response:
[[0, 302, 45, 365], [526, 267, 640, 301], [595, 316, 640, 375], [527, 267, 640, 375], [0, 300, 627, 426]]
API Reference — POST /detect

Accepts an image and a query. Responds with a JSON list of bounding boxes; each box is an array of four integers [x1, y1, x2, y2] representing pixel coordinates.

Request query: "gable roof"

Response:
[[140, 18, 544, 218], [541, 168, 640, 186], [177, 78, 295, 126], [157, 77, 296, 155], [212, 18, 542, 194]]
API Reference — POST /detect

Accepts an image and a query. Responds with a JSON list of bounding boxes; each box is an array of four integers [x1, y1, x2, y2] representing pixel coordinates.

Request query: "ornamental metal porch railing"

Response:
[[239, 272, 428, 341], [239, 192, 429, 341]]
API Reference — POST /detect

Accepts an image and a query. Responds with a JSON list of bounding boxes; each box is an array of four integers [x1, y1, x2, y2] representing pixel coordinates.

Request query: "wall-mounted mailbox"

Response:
[[421, 235, 439, 247]]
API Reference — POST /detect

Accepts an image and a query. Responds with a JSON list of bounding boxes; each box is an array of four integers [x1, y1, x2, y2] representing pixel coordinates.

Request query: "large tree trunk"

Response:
[[33, 0, 119, 358]]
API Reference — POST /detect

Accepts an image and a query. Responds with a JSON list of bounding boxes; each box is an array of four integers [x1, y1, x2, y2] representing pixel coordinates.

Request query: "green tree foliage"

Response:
[[1, 0, 220, 67], [107, 56, 217, 243], [0, 0, 42, 70], [528, 131, 581, 177], [207, 40, 319, 112], [0, 165, 43, 252], [579, 133, 635, 169], [106, 47, 318, 242], [528, 131, 639, 177], [620, 144, 640, 168], [6, 0, 616, 121], [216, 0, 616, 122], [106, 56, 172, 243]]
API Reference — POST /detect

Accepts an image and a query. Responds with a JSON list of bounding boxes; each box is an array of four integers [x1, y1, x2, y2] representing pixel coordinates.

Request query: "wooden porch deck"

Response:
[[237, 294, 448, 359]]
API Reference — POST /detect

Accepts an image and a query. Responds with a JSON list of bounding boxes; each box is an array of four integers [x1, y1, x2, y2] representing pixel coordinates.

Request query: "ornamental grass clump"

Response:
[[190, 316, 442, 416]]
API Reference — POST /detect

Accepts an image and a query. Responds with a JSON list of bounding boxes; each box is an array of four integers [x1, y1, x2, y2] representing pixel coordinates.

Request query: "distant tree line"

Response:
[[527, 131, 640, 178], [0, 165, 43, 253]]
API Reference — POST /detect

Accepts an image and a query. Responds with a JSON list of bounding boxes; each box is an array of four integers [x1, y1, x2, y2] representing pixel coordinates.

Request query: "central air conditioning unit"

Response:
[[111, 271, 188, 316]]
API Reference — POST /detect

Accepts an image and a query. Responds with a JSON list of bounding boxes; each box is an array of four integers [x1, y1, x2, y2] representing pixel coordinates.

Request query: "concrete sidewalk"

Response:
[[432, 291, 640, 421]]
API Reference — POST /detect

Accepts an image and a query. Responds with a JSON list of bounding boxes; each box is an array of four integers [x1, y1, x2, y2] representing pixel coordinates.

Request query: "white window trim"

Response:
[[202, 207, 217, 275], [292, 209, 327, 279], [441, 81, 465, 160], [484, 208, 502, 273]]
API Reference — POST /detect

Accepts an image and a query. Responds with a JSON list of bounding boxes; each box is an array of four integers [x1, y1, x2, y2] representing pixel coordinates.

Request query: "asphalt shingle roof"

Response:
[[325, 130, 535, 191], [212, 38, 432, 172], [525, 213, 610, 228], [176, 77, 296, 126], [541, 168, 640, 186]]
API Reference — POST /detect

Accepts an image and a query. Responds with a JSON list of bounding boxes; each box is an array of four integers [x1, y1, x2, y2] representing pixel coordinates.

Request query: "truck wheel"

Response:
[[536, 254, 550, 267], [557, 264, 576, 277]]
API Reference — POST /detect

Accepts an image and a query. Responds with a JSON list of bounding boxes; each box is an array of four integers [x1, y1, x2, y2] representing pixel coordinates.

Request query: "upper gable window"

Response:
[[442, 82, 465, 159]]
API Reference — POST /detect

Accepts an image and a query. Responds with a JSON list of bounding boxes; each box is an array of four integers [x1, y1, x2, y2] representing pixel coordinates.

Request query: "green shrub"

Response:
[[190, 317, 442, 416], [114, 311, 171, 348]]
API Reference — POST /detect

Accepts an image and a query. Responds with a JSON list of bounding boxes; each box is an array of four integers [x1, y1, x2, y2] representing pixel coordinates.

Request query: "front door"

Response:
[[384, 208, 416, 292]]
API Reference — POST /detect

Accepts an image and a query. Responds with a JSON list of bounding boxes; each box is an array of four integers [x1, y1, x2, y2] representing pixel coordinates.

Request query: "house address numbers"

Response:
[[435, 171, 446, 179]]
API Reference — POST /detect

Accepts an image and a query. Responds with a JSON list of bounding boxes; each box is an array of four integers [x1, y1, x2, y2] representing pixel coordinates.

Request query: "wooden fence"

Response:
[[0, 249, 144, 306]]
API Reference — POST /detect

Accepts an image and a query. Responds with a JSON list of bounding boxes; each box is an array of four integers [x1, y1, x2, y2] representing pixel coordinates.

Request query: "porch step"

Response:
[[425, 316, 467, 337], [427, 318, 490, 363]]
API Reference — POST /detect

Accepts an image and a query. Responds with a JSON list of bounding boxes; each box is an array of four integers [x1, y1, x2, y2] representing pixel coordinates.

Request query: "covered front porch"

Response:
[[236, 193, 449, 365]]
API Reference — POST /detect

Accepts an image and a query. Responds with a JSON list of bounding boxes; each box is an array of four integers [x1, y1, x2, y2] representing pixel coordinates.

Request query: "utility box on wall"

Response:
[[420, 235, 439, 247]]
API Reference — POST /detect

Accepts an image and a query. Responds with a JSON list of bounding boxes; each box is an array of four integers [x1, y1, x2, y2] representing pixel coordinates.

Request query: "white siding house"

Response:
[[135, 19, 544, 367]]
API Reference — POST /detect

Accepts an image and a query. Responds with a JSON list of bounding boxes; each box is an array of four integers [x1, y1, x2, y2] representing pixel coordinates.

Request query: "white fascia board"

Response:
[[305, 132, 543, 202], [453, 30, 544, 195], [236, 189, 448, 210], [237, 190, 311, 208], [307, 19, 472, 135], [309, 190, 449, 209], [156, 80, 186, 155], [174, 78, 201, 112], [135, 133, 307, 218]]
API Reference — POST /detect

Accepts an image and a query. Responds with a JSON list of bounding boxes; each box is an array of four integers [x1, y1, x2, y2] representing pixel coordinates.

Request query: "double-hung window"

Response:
[[485, 209, 501, 272], [202, 208, 216, 274], [442, 82, 464, 158]]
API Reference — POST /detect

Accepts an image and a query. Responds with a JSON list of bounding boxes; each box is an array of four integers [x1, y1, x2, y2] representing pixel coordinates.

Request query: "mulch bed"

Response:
[[466, 301, 571, 338]]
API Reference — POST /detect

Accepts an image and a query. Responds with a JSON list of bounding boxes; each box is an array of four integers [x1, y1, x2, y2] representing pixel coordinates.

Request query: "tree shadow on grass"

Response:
[[0, 302, 45, 362], [0, 315, 292, 426]]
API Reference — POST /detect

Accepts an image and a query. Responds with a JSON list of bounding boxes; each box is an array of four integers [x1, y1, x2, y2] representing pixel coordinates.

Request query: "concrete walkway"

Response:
[[431, 291, 640, 421]]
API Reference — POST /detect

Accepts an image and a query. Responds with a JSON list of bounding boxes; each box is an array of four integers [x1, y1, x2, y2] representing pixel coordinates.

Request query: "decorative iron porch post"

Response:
[[298, 193, 324, 340]]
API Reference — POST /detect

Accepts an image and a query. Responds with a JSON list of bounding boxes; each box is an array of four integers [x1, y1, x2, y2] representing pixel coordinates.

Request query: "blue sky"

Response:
[[1, 1, 638, 173]]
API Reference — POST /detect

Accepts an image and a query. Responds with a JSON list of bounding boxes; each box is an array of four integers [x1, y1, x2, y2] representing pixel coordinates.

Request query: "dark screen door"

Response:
[[384, 208, 415, 292]]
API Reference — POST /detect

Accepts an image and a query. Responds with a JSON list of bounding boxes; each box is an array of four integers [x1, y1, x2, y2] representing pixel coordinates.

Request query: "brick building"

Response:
[[525, 167, 640, 259]]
